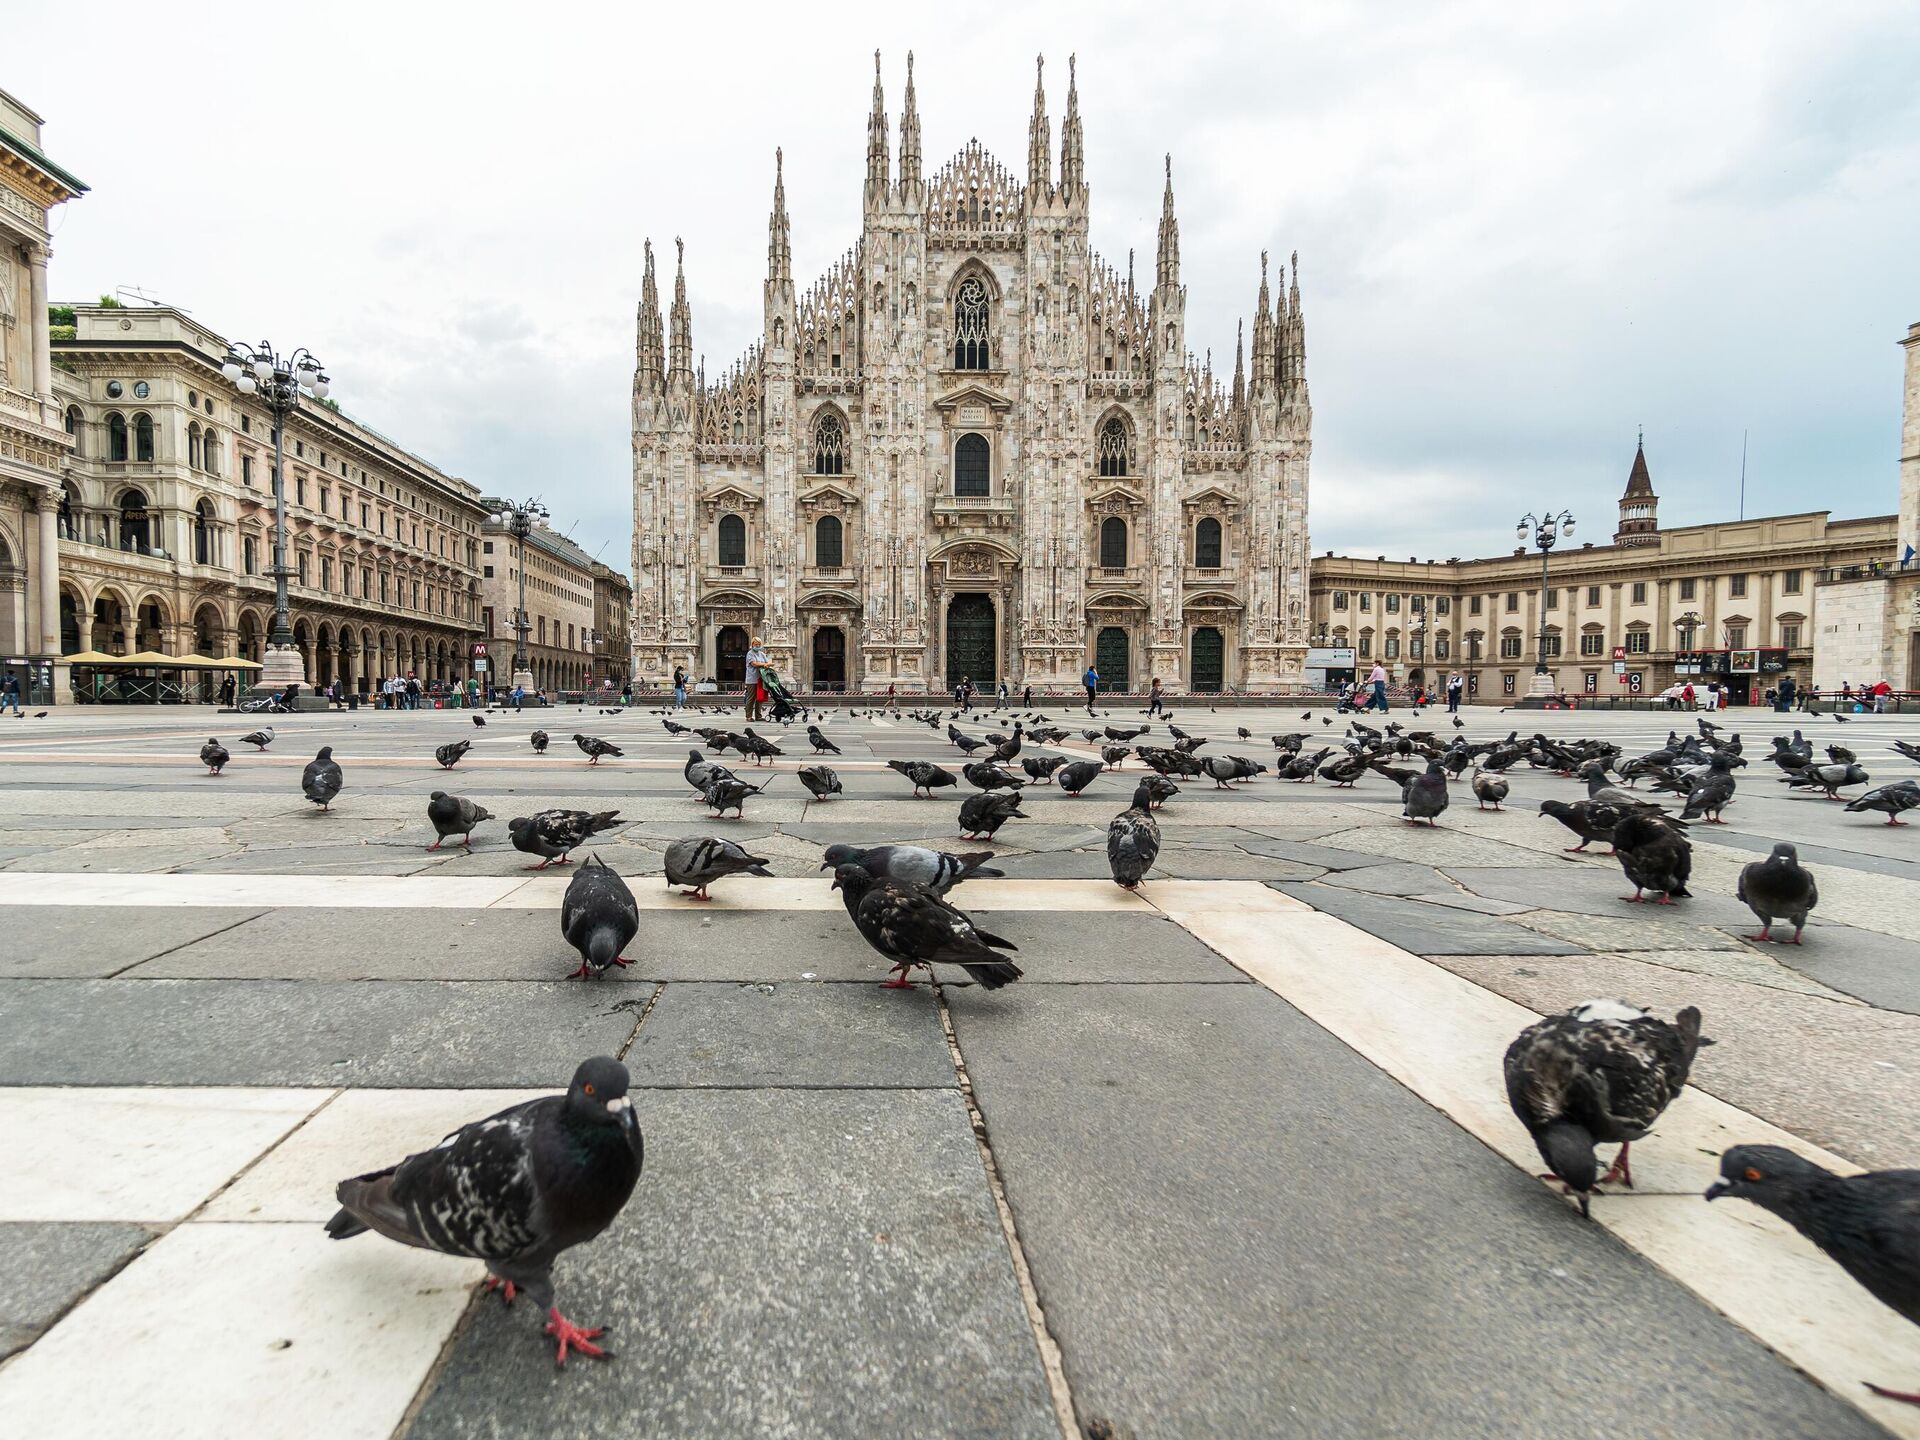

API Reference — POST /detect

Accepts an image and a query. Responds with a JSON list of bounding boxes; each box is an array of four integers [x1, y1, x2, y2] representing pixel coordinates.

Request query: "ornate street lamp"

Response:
[[483, 496, 547, 691], [221, 342, 328, 694], [1675, 610, 1702, 679], [1516, 510, 1574, 697]]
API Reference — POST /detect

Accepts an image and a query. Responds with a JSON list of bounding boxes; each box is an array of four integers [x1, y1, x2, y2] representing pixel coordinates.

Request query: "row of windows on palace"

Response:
[[1335, 619, 1805, 664], [1328, 571, 1806, 616], [705, 512, 1227, 571], [478, 606, 596, 655], [63, 403, 481, 565], [478, 539, 592, 608]]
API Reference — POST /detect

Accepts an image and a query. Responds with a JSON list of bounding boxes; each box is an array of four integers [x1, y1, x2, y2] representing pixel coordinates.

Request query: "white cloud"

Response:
[[21, 0, 1920, 567]]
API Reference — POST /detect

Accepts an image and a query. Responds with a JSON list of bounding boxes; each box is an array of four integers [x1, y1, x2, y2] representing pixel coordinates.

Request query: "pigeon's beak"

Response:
[[604, 1094, 631, 1117], [1704, 1179, 1731, 1202]]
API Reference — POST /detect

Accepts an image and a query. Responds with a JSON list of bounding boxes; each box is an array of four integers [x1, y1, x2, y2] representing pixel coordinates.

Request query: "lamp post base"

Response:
[[260, 645, 307, 690], [511, 669, 535, 691], [1526, 669, 1557, 699]]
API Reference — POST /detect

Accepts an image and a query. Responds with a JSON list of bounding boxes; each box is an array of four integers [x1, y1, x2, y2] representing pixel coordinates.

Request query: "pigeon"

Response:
[[1677, 752, 1737, 824], [508, 809, 624, 869], [574, 734, 622, 765], [1403, 764, 1450, 827], [830, 864, 1022, 990], [1100, 743, 1130, 770], [738, 729, 782, 765], [662, 717, 690, 736], [531, 730, 550, 754], [1893, 739, 1920, 765], [1199, 754, 1242, 790], [1470, 769, 1508, 810], [1538, 798, 1649, 853], [821, 843, 1002, 895], [1737, 842, 1817, 944], [1237, 726, 1252, 741], [1706, 1145, 1920, 1405], [1057, 758, 1104, 796], [797, 764, 842, 799], [427, 791, 493, 850], [240, 727, 274, 750], [301, 746, 343, 811], [1505, 999, 1709, 1217], [1106, 780, 1162, 889], [1021, 754, 1068, 782], [887, 759, 958, 797], [959, 789, 1027, 840], [1845, 780, 1920, 826], [962, 761, 1024, 791], [1139, 774, 1180, 809], [949, 729, 986, 756], [473, 714, 487, 727], [1613, 811, 1692, 904], [200, 738, 229, 775], [704, 773, 771, 818], [1784, 761, 1869, 800], [807, 725, 842, 755], [561, 856, 638, 978], [325, 1056, 642, 1367], [663, 836, 773, 899], [436, 738, 472, 770], [683, 749, 731, 794]]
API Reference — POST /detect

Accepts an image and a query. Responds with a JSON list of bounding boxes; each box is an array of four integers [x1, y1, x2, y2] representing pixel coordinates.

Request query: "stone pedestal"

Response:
[[1526, 668, 1557, 699], [512, 668, 535, 691], [261, 644, 306, 689]]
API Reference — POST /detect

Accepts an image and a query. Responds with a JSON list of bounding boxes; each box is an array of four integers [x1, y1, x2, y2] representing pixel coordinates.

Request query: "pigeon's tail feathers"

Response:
[[961, 960, 1024, 990], [323, 1208, 369, 1240], [586, 810, 624, 835], [746, 862, 775, 877], [329, 1170, 428, 1250], [971, 926, 1019, 953], [955, 851, 1003, 880], [1674, 1004, 1712, 1056]]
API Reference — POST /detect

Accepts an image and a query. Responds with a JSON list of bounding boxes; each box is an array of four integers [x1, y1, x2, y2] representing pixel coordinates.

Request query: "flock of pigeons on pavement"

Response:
[[181, 701, 1919, 1397]]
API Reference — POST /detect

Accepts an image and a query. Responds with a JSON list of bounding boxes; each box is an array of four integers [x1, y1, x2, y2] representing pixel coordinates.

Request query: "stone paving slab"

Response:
[[628, 982, 956, 1089], [1318, 860, 1456, 896], [0, 980, 648, 1087], [0, 1222, 152, 1359], [0, 906, 265, 978], [1431, 952, 1920, 1168], [1442, 864, 1755, 924], [130, 907, 568, 980], [1270, 883, 1584, 955], [1723, 925, 1920, 1015], [945, 982, 1878, 1440], [405, 1088, 1058, 1440]]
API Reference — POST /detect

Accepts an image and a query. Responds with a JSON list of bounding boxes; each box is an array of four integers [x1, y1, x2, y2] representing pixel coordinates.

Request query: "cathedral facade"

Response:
[[630, 54, 1312, 694]]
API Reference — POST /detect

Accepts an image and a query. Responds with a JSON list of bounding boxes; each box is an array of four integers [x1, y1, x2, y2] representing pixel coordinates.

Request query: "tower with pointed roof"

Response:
[[1615, 433, 1659, 547], [630, 53, 1313, 692]]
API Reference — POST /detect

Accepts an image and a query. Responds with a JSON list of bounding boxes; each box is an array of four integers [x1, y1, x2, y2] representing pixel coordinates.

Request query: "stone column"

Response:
[[31, 488, 66, 703], [28, 246, 52, 412]]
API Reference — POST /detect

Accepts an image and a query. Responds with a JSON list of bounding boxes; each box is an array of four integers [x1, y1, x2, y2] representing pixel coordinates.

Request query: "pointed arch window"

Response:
[[717, 513, 747, 567], [1195, 516, 1223, 569], [953, 276, 990, 370], [815, 514, 843, 568], [1097, 416, 1131, 477], [813, 411, 845, 475], [1100, 517, 1128, 569]]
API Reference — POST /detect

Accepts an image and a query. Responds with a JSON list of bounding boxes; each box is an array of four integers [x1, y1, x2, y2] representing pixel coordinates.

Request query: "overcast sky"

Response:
[[17, 2, 1920, 566]]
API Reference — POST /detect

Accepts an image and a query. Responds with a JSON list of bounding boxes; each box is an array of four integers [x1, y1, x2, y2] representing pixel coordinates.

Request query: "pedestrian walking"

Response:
[[1022, 683, 1033, 708], [218, 672, 237, 709], [406, 674, 421, 710], [997, 679, 1009, 706], [1083, 663, 1099, 714], [0, 670, 19, 715], [1873, 678, 1892, 714], [1367, 661, 1390, 713], [672, 664, 687, 708], [621, 679, 633, 707], [886, 682, 897, 711], [1147, 676, 1165, 716], [1446, 672, 1463, 713], [1775, 675, 1797, 713]]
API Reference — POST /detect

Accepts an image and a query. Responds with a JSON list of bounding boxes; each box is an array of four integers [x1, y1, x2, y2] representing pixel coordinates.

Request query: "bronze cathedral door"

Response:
[[945, 594, 996, 688]]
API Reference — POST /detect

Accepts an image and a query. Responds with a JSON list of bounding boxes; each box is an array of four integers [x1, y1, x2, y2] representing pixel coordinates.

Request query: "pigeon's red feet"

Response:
[[881, 969, 915, 990], [612, 956, 631, 968], [545, 1308, 608, 1366], [1747, 930, 1773, 943], [1788, 931, 1805, 945], [1888, 817, 1907, 826], [426, 840, 443, 852], [484, 1276, 518, 1306], [679, 889, 711, 901], [1600, 1143, 1634, 1189], [1565, 844, 1589, 853], [1621, 893, 1644, 903], [565, 962, 593, 980], [526, 860, 552, 870], [1657, 894, 1675, 905]]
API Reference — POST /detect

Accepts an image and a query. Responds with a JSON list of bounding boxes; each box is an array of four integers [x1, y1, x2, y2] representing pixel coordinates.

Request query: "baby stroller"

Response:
[[762, 667, 800, 724]]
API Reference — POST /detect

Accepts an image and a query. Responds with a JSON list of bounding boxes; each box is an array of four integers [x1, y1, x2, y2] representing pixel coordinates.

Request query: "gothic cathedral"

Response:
[[630, 53, 1312, 694]]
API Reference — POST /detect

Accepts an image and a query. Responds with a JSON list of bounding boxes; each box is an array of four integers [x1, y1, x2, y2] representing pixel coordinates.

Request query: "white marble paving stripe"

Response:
[[1152, 888, 1920, 1439], [0, 872, 1158, 912]]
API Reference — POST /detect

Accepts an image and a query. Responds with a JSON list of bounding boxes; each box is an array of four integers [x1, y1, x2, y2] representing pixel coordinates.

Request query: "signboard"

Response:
[[1627, 671, 1643, 693], [1305, 647, 1356, 668], [474, 658, 489, 673], [1729, 649, 1759, 674], [1584, 672, 1598, 693], [471, 642, 489, 658], [1611, 646, 1627, 662]]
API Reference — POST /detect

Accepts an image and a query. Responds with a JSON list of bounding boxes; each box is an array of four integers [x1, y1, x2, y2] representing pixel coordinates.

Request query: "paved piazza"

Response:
[[1, 697, 1917, 1440]]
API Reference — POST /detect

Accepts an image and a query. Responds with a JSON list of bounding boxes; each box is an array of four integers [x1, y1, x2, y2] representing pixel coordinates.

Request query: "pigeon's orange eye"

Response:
[[1744, 1167, 1763, 1182], [584, 1083, 596, 1096]]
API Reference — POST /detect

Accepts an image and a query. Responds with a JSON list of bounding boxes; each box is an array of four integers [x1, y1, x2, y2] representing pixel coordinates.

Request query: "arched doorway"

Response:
[[812, 626, 846, 690], [1191, 627, 1225, 692], [1095, 627, 1130, 691], [59, 590, 83, 655], [945, 593, 996, 687], [716, 626, 748, 687]]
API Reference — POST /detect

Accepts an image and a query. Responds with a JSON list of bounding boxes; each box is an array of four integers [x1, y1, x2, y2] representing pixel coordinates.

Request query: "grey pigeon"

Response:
[[1471, 769, 1508, 810], [509, 809, 624, 869], [962, 760, 1024, 791], [1737, 842, 1817, 944], [1106, 780, 1161, 889], [1139, 774, 1179, 809], [704, 773, 771, 818], [302, 746, 343, 811], [1057, 758, 1103, 796], [959, 789, 1026, 840], [1784, 761, 1868, 799], [1845, 780, 1920, 826], [1613, 811, 1692, 903], [436, 738, 472, 770], [472, 714, 486, 727], [830, 865, 1022, 990], [797, 764, 842, 799], [427, 791, 493, 851], [200, 738, 229, 775], [1022, 754, 1067, 782], [887, 759, 957, 797], [325, 1056, 642, 1366], [820, 843, 1001, 896], [574, 733, 622, 765], [560, 856, 638, 978], [1678, 752, 1737, 824], [1506, 999, 1709, 1217], [664, 836, 772, 899], [1101, 743, 1130, 770], [531, 730, 549, 754], [807, 725, 841, 755], [1200, 754, 1240, 789], [1707, 1145, 1920, 1404], [1403, 763, 1449, 826], [683, 749, 730, 794], [240, 726, 273, 750]]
